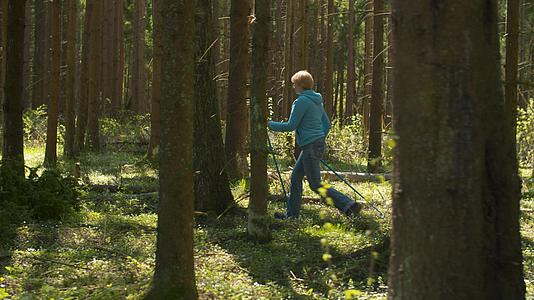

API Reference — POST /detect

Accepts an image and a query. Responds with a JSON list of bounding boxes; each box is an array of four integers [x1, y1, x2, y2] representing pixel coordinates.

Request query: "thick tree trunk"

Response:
[[75, 0, 93, 154], [64, 0, 78, 158], [148, 0, 162, 158], [225, 0, 250, 180], [132, 0, 146, 113], [324, 0, 334, 117], [148, 0, 197, 297], [194, 0, 235, 214], [44, 0, 61, 166], [367, 0, 384, 173], [2, 0, 26, 176], [388, 0, 526, 299], [32, 0, 47, 109], [248, 0, 272, 243], [346, 0, 356, 119]]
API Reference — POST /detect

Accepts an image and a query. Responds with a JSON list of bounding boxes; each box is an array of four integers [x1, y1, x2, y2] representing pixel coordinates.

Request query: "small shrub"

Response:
[[23, 105, 65, 146], [0, 163, 81, 231]]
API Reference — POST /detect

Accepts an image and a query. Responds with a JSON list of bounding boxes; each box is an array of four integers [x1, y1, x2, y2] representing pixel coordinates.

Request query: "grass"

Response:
[[0, 144, 532, 299]]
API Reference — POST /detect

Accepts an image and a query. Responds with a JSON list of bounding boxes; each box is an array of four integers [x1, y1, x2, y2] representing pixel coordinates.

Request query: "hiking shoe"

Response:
[[346, 202, 362, 217]]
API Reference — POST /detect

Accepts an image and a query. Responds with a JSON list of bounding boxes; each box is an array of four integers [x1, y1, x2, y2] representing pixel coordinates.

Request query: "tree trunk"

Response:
[[225, 0, 250, 180], [64, 0, 78, 158], [324, 0, 334, 117], [505, 0, 519, 134], [293, 0, 306, 71], [132, 0, 146, 113], [283, 0, 294, 118], [22, 0, 31, 110], [194, 0, 235, 214], [2, 0, 26, 176], [248, 0, 272, 243], [346, 0, 356, 119], [101, 0, 113, 116], [362, 0, 372, 144], [112, 0, 124, 114], [367, 0, 384, 173], [388, 0, 526, 299], [75, 0, 93, 154], [148, 0, 197, 297], [0, 0, 6, 113], [32, 0, 47, 109], [86, 0, 102, 151], [337, 59, 345, 125], [148, 0, 162, 158], [44, 0, 61, 166]]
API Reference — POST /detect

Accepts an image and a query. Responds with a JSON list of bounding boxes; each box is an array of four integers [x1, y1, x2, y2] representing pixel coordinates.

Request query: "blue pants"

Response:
[[286, 138, 356, 218]]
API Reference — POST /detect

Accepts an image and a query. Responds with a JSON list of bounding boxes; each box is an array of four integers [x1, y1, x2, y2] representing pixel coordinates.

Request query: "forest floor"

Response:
[[0, 144, 533, 299]]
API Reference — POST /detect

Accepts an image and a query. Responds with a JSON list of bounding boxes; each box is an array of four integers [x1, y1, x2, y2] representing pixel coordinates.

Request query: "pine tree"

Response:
[[148, 0, 197, 297]]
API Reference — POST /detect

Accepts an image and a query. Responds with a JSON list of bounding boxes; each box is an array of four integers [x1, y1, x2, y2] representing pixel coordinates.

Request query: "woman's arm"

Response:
[[268, 99, 308, 132]]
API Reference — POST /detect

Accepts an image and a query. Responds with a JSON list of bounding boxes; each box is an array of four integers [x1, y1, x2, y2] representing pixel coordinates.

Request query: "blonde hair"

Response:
[[291, 70, 314, 90]]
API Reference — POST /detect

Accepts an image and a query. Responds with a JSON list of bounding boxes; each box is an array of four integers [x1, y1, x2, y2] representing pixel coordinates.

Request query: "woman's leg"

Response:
[[286, 153, 305, 217], [302, 139, 357, 214]]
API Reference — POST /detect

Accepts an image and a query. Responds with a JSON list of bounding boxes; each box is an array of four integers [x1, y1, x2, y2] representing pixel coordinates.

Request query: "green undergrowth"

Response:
[[0, 145, 532, 299]]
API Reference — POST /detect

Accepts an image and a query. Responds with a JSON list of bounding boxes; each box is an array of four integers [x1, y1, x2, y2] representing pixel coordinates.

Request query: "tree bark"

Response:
[[346, 0, 356, 119], [367, 0, 384, 173], [148, 0, 197, 297], [86, 0, 102, 151], [388, 0, 526, 298], [283, 0, 294, 118], [194, 0, 235, 214], [64, 0, 78, 158], [44, 0, 61, 166], [324, 0, 334, 117], [2, 0, 26, 176], [362, 0, 372, 144], [112, 0, 124, 114], [132, 0, 146, 113], [248, 0, 272, 243], [505, 0, 520, 134], [75, 0, 93, 154], [148, 0, 162, 158], [22, 0, 31, 110], [225, 0, 251, 180], [32, 0, 48, 109]]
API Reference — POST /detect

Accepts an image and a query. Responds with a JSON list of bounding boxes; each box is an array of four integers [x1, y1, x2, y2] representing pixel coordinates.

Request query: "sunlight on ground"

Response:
[[0, 146, 531, 299]]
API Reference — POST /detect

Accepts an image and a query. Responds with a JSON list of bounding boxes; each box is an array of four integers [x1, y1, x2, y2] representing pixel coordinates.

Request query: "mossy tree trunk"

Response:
[[148, 0, 197, 298], [388, 0, 526, 298]]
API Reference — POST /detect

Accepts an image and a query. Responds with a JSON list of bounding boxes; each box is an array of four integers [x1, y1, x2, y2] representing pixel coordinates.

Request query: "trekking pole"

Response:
[[319, 159, 384, 217], [267, 133, 288, 201]]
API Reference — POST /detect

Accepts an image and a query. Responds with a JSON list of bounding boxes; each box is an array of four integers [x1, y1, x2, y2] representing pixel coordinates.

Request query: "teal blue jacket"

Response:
[[268, 89, 331, 146]]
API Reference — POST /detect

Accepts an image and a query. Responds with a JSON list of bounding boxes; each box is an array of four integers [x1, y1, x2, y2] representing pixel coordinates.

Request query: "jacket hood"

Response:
[[299, 89, 324, 106]]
